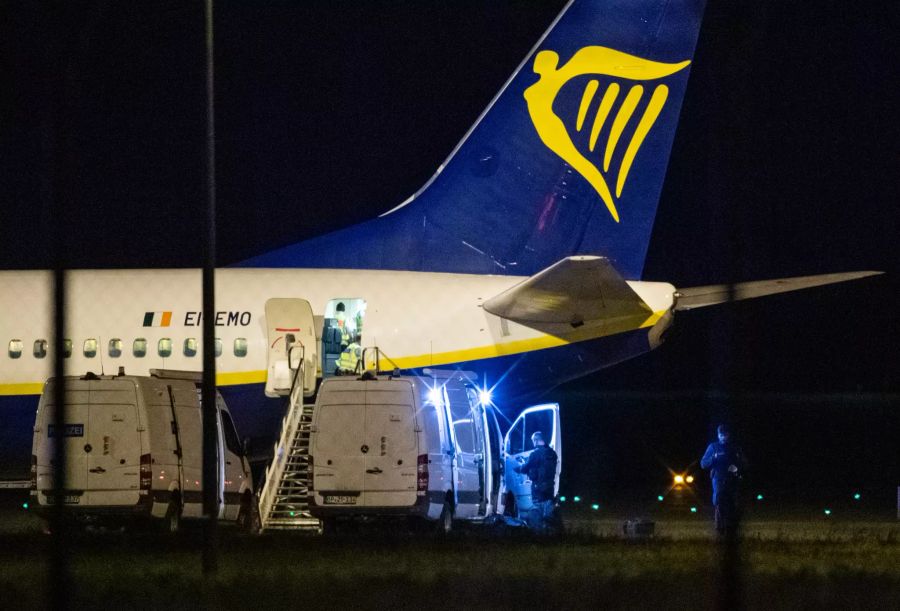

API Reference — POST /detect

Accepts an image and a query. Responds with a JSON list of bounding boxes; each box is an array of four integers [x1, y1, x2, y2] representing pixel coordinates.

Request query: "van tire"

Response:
[[162, 496, 181, 534], [436, 501, 453, 535]]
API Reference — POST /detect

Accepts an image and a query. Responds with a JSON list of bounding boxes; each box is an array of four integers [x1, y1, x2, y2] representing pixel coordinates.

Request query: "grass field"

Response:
[[1, 503, 897, 610]]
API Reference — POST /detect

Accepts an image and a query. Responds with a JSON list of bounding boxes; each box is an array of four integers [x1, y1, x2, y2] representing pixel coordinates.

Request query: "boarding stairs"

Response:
[[258, 347, 320, 531]]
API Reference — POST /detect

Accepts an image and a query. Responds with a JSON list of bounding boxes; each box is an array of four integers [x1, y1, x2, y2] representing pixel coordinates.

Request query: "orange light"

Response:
[[673, 474, 684, 484], [685, 475, 694, 484]]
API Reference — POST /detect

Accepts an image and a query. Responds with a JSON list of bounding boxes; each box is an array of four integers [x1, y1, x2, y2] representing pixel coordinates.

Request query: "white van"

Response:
[[31, 369, 255, 531], [307, 370, 561, 531]]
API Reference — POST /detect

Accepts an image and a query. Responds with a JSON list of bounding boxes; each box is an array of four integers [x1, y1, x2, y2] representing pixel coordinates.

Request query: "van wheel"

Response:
[[436, 501, 453, 535], [162, 496, 181, 534], [320, 518, 337, 536]]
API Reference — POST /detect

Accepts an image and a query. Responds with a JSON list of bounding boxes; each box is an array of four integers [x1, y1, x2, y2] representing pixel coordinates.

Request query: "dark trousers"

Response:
[[713, 480, 739, 536]]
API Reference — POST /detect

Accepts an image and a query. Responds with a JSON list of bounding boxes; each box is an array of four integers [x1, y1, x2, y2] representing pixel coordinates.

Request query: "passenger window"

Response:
[[8, 339, 23, 359], [63, 339, 72, 358], [133, 338, 147, 358], [214, 338, 222, 357], [506, 418, 527, 456], [108, 338, 123, 358], [233, 338, 248, 357], [183, 338, 198, 357], [83, 338, 98, 358], [523, 410, 554, 448], [158, 338, 173, 358], [33, 339, 48, 359], [220, 410, 242, 456]]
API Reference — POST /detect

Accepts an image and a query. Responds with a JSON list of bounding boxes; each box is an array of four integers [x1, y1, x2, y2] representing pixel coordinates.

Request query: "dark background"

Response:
[[1, 2, 897, 508]]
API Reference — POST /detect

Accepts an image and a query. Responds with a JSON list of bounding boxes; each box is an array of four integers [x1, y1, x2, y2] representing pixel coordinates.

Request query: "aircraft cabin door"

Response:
[[264, 298, 317, 398], [501, 403, 561, 517]]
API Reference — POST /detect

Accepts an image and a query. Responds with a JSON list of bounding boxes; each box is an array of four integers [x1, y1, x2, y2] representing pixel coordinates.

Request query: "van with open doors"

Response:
[[307, 369, 561, 532], [31, 369, 255, 531]]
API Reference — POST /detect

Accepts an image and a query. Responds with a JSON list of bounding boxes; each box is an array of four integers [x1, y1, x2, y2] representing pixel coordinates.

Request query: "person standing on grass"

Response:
[[514, 431, 559, 533], [700, 423, 747, 537]]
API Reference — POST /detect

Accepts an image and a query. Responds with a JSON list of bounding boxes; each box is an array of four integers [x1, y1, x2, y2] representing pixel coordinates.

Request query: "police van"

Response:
[[307, 370, 561, 531], [31, 369, 255, 531]]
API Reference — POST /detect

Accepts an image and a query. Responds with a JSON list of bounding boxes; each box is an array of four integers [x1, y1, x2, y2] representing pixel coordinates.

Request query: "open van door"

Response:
[[500, 403, 561, 517], [264, 298, 317, 398]]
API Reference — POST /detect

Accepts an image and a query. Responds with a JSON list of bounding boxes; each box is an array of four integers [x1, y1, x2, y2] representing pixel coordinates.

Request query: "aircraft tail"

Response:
[[241, 0, 706, 279]]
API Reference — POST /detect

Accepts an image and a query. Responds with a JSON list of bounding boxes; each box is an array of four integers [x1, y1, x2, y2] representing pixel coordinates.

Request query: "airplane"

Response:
[[0, 0, 881, 479]]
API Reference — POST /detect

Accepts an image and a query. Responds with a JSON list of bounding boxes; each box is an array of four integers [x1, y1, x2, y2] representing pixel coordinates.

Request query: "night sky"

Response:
[[1, 2, 897, 504]]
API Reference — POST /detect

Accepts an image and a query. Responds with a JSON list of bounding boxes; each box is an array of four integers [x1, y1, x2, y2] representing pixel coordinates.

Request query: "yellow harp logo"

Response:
[[524, 47, 690, 222]]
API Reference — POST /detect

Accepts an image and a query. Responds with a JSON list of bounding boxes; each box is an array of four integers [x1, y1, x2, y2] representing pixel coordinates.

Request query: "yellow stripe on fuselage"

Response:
[[0, 310, 664, 395]]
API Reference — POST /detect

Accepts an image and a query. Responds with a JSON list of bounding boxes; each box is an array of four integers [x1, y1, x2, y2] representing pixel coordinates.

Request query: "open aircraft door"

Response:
[[264, 298, 317, 398], [501, 403, 561, 516]]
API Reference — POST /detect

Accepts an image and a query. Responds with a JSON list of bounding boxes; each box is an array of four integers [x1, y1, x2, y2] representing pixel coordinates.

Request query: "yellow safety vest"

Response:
[[336, 343, 361, 372]]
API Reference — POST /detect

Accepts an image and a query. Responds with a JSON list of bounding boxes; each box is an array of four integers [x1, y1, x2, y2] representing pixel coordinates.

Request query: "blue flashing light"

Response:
[[22, 502, 28, 510], [690, 506, 697, 513], [824, 509, 832, 516], [657, 495, 664, 502], [427, 387, 443, 406], [853, 493, 861, 500], [559, 496, 566, 502], [478, 389, 492, 406], [591, 504, 599, 511], [756, 494, 764, 501], [573, 496, 581, 503]]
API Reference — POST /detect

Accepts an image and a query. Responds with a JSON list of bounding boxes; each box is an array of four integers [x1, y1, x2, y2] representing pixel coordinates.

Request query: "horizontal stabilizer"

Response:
[[674, 271, 883, 311], [483, 256, 652, 325]]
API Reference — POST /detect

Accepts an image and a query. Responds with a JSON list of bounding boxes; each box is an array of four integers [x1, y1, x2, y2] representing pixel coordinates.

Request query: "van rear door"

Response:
[[502, 403, 561, 515], [362, 381, 418, 507], [84, 380, 142, 504], [312, 381, 366, 506], [36, 383, 90, 502]]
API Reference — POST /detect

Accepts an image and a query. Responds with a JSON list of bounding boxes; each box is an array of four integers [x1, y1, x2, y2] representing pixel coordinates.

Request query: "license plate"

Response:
[[323, 495, 357, 505], [47, 494, 81, 505]]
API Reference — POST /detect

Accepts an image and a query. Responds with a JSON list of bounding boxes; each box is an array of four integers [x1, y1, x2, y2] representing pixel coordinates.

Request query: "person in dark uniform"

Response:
[[700, 424, 747, 537], [514, 431, 558, 533]]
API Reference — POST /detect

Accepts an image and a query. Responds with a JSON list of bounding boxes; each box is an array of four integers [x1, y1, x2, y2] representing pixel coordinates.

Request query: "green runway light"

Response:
[[22, 502, 28, 510], [573, 496, 581, 503], [591, 504, 599, 511], [853, 493, 861, 500], [824, 509, 832, 516], [559, 496, 566, 502], [657, 495, 664, 502], [690, 506, 697, 513], [756, 494, 764, 501], [289, 511, 295, 517]]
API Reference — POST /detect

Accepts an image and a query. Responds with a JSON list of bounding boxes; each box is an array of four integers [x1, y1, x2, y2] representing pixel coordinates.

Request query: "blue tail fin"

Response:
[[241, 0, 706, 279]]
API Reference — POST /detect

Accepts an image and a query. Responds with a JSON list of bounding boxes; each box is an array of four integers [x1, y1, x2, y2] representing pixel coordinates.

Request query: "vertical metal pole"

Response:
[[202, 0, 219, 575]]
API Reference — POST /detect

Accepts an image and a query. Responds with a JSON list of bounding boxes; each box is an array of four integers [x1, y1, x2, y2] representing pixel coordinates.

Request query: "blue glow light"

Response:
[[573, 496, 581, 503], [427, 387, 443, 406], [657, 495, 664, 502], [853, 493, 861, 500], [824, 509, 832, 516], [756, 494, 764, 501], [690, 506, 697, 513], [478, 389, 492, 406], [559, 496, 566, 502], [591, 504, 599, 511]]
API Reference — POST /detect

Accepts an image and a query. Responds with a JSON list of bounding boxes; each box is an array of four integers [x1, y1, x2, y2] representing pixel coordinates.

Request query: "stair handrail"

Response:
[[258, 348, 306, 526]]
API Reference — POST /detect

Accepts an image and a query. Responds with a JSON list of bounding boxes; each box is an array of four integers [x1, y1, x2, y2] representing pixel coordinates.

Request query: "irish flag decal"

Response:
[[143, 311, 172, 327]]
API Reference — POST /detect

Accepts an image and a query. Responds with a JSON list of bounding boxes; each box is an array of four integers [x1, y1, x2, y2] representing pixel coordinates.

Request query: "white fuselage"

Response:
[[0, 268, 676, 397]]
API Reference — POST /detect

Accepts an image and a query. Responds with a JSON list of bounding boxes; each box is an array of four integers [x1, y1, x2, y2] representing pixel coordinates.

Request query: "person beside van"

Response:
[[335, 334, 362, 375], [514, 431, 558, 532]]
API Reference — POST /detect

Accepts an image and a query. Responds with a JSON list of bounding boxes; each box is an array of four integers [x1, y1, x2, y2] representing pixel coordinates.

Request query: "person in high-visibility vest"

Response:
[[335, 334, 362, 375], [334, 302, 351, 348]]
